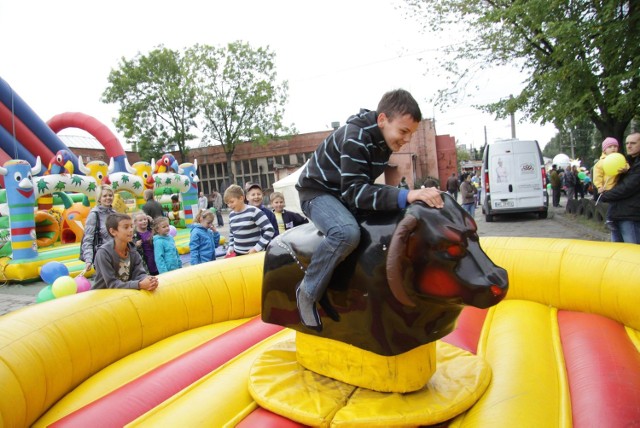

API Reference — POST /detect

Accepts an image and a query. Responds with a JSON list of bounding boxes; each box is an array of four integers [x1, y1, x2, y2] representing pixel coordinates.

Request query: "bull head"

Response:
[[262, 193, 508, 356]]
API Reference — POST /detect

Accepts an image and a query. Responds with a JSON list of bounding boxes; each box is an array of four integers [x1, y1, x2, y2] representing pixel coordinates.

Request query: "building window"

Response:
[[250, 158, 258, 173], [243, 160, 251, 175]]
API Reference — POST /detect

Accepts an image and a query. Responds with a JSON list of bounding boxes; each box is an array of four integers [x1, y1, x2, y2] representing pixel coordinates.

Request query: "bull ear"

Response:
[[386, 214, 419, 307]]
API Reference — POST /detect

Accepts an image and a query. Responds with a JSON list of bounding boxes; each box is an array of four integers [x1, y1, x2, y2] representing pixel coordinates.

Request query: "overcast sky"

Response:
[[1, 0, 557, 152]]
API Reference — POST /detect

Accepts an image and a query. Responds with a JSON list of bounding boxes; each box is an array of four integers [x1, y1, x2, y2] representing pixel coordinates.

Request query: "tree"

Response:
[[404, 0, 640, 144], [186, 41, 292, 186], [102, 46, 199, 163], [544, 120, 600, 168]]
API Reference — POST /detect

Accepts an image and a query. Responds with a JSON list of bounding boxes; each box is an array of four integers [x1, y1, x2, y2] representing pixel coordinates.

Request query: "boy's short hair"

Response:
[[152, 216, 169, 232], [224, 184, 244, 202], [377, 89, 422, 123], [171, 194, 179, 202], [143, 189, 154, 200], [106, 212, 131, 235], [270, 191, 284, 202]]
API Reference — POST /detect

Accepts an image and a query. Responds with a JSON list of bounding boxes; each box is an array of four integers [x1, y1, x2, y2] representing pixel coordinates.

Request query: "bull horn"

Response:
[[32, 156, 42, 175], [193, 158, 198, 169], [386, 214, 419, 307], [124, 157, 136, 174], [78, 156, 90, 175], [0, 165, 6, 176]]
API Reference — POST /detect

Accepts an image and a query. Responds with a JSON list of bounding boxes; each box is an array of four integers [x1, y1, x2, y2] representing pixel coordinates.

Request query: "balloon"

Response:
[[577, 171, 587, 180], [75, 275, 92, 293], [552, 153, 571, 169], [52, 275, 78, 298], [602, 153, 626, 176], [219, 235, 226, 246], [40, 261, 70, 285], [169, 225, 177, 237], [36, 286, 56, 303]]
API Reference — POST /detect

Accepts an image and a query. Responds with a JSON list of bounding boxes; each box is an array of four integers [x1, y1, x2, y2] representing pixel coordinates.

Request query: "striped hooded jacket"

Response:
[[296, 109, 407, 213]]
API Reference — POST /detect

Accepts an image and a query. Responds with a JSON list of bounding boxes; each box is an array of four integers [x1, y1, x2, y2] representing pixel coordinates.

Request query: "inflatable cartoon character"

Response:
[[78, 156, 108, 185], [0, 157, 42, 259], [57, 192, 91, 244], [46, 150, 74, 175], [153, 154, 180, 174]]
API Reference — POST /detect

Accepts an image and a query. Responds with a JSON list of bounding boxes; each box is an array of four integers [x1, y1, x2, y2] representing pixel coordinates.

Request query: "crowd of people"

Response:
[[82, 182, 309, 290]]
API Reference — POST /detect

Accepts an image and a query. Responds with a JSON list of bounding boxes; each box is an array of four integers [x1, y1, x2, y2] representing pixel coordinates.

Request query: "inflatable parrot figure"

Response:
[[46, 150, 75, 175], [153, 154, 180, 174]]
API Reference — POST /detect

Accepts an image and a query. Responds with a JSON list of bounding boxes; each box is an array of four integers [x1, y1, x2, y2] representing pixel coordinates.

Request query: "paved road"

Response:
[[0, 199, 608, 316]]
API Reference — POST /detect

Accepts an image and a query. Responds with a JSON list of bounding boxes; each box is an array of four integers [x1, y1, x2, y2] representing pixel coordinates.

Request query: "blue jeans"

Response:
[[462, 202, 476, 218], [301, 194, 361, 301], [610, 220, 640, 244]]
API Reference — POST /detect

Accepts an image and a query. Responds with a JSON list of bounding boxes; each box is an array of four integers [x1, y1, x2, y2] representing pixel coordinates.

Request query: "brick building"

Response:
[[62, 119, 457, 198]]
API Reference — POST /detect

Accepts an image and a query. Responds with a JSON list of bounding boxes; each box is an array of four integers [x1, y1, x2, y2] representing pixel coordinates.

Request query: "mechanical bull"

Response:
[[262, 193, 508, 356]]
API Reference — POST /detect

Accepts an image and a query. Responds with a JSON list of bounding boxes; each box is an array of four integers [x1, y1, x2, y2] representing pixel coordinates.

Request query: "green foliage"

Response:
[[185, 41, 293, 184], [404, 0, 640, 144], [101, 46, 198, 163], [456, 146, 471, 169]]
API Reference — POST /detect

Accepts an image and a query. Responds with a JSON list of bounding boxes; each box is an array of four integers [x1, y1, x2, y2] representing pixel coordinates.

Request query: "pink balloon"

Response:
[[75, 275, 92, 293], [169, 225, 177, 237]]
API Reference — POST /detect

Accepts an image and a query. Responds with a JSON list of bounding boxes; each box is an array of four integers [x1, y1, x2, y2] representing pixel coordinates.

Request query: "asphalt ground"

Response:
[[0, 195, 609, 316]]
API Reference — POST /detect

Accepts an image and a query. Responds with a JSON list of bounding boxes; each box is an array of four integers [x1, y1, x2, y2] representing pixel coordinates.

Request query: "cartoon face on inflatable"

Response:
[[262, 193, 509, 356], [0, 158, 41, 204], [78, 156, 108, 185], [179, 160, 200, 192], [132, 161, 155, 190]]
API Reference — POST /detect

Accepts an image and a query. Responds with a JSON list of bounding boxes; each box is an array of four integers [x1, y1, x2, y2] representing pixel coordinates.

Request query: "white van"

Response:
[[481, 139, 548, 222]]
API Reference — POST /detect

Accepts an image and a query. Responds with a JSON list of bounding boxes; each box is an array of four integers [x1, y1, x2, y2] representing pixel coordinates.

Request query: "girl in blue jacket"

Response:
[[152, 217, 182, 273], [189, 210, 220, 265]]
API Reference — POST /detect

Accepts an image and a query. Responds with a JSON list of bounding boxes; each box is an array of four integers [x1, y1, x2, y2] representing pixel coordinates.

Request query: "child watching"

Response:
[[170, 194, 181, 226], [132, 212, 159, 275], [594, 137, 627, 193], [224, 184, 275, 256], [152, 217, 182, 273], [245, 182, 279, 236], [270, 191, 308, 234], [92, 213, 159, 291], [189, 210, 220, 265]]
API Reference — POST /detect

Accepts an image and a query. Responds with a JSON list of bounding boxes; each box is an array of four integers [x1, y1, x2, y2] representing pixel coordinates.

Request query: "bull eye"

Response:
[[447, 244, 464, 258], [14, 172, 22, 182]]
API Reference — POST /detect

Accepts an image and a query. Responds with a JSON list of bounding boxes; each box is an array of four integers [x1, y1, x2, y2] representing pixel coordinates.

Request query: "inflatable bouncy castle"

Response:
[[0, 77, 198, 281], [0, 229, 638, 425]]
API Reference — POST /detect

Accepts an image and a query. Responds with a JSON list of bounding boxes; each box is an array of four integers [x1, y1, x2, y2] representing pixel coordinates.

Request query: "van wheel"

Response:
[[485, 214, 494, 222], [538, 210, 548, 219]]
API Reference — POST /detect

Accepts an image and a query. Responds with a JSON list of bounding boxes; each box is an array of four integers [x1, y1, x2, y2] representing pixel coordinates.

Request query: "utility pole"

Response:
[[509, 94, 516, 139]]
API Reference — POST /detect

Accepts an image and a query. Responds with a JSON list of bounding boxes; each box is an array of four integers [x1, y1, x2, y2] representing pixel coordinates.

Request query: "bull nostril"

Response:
[[490, 285, 503, 296]]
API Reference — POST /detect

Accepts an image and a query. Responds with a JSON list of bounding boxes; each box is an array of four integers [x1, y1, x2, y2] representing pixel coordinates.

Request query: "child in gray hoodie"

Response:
[[92, 213, 159, 291]]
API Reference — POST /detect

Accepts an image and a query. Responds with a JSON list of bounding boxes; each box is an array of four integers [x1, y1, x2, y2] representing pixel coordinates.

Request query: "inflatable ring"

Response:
[[35, 210, 60, 247]]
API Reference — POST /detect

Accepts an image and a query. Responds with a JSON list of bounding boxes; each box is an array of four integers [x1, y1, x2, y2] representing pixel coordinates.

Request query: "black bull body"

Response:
[[262, 193, 508, 356]]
